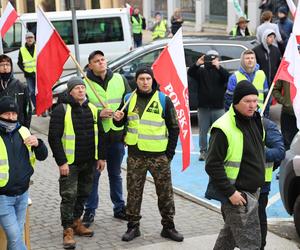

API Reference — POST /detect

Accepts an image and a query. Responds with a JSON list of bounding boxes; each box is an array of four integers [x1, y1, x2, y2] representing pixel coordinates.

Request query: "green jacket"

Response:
[[272, 80, 294, 115]]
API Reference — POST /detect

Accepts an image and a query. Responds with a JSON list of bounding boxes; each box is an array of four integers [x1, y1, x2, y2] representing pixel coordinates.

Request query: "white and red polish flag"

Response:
[[152, 28, 191, 171], [126, 3, 134, 16], [0, 2, 18, 38], [286, 0, 296, 18], [36, 7, 70, 115], [273, 33, 300, 128]]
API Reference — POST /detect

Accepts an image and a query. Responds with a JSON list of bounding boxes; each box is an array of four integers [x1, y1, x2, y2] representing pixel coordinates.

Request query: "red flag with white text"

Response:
[[0, 2, 18, 38], [152, 28, 191, 171], [36, 7, 70, 115]]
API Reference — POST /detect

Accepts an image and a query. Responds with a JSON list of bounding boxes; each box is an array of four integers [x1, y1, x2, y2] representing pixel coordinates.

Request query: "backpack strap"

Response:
[[158, 91, 166, 117]]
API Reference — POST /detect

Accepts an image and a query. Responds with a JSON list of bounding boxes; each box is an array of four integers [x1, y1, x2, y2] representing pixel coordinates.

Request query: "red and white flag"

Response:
[[152, 28, 191, 171], [286, 0, 296, 18], [36, 7, 70, 115], [0, 2, 18, 38], [126, 3, 134, 16], [273, 33, 300, 128]]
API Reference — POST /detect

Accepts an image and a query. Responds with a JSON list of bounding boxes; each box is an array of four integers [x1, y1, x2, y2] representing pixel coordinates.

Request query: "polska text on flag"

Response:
[[152, 28, 191, 171], [36, 6, 70, 115]]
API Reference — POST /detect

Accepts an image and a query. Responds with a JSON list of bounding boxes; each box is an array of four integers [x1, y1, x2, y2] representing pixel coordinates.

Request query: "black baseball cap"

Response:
[[88, 50, 105, 62]]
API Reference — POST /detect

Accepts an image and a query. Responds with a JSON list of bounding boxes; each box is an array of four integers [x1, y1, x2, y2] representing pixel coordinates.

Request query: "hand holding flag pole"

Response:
[[69, 53, 107, 108]]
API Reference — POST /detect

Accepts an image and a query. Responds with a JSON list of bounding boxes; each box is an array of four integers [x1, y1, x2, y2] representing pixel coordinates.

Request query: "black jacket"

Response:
[[205, 108, 265, 199], [115, 88, 179, 160], [86, 68, 131, 144], [0, 74, 32, 128], [48, 96, 107, 166], [0, 125, 48, 196], [253, 43, 281, 86], [17, 43, 36, 78], [187, 63, 230, 109]]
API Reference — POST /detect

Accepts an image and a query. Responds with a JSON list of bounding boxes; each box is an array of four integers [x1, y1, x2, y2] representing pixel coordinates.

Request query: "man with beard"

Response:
[[0, 55, 32, 128]]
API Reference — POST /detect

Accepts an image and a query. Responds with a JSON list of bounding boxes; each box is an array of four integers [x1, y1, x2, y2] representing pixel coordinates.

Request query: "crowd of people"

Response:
[[0, 2, 299, 250]]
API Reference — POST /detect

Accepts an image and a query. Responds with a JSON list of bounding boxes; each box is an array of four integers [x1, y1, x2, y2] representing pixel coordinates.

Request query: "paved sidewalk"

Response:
[[29, 116, 299, 249]]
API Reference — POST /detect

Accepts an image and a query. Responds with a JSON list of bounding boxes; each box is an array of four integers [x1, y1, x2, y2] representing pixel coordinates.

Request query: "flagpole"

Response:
[[120, 89, 137, 112], [260, 81, 275, 115], [69, 52, 107, 108]]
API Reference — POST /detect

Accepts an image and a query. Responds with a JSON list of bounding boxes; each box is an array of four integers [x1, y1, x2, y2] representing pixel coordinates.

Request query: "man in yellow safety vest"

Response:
[[151, 12, 168, 40], [48, 76, 106, 249], [113, 67, 183, 242], [131, 7, 146, 47], [17, 32, 37, 110], [205, 81, 265, 249]]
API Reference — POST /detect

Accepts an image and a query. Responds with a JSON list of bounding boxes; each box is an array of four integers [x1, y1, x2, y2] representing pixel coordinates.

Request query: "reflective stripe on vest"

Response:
[[265, 162, 273, 182], [85, 73, 125, 132], [125, 91, 168, 152], [235, 71, 265, 105], [211, 105, 265, 184], [62, 103, 98, 164], [0, 126, 36, 188], [132, 15, 143, 34], [20, 46, 36, 73], [152, 20, 167, 40]]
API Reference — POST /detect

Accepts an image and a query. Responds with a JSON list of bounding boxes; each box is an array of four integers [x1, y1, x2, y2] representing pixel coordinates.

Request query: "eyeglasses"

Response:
[[0, 63, 11, 67]]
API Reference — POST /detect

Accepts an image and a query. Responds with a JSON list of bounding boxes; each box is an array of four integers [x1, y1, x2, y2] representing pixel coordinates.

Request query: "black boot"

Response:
[[122, 226, 141, 242], [161, 227, 184, 242]]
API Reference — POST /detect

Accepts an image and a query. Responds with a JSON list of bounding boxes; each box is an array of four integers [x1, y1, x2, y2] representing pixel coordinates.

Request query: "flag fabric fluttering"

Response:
[[126, 3, 134, 16], [273, 34, 300, 128], [36, 7, 70, 115], [0, 1, 18, 38], [286, 0, 296, 18], [152, 28, 191, 171]]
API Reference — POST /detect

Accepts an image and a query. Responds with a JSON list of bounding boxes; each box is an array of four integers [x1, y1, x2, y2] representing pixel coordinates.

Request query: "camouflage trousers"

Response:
[[59, 160, 95, 229], [214, 191, 261, 250], [126, 154, 175, 228]]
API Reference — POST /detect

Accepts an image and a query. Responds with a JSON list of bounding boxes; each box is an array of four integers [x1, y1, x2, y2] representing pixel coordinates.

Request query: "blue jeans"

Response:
[[197, 108, 225, 152], [85, 141, 125, 215], [26, 76, 36, 108], [0, 191, 28, 250]]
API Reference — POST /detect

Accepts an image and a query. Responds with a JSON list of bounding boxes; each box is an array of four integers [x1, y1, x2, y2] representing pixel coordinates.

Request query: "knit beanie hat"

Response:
[[67, 76, 85, 93], [0, 96, 18, 115], [135, 66, 154, 80], [233, 80, 258, 105]]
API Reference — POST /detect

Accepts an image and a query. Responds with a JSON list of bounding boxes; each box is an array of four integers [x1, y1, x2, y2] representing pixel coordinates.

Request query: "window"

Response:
[[27, 17, 124, 45], [117, 49, 163, 88], [213, 45, 245, 61], [3, 23, 22, 53], [184, 45, 212, 67], [77, 17, 124, 44]]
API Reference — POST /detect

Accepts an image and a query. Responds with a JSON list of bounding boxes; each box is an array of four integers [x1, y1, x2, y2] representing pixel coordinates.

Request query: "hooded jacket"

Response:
[[253, 29, 282, 86], [224, 53, 269, 111], [0, 70, 32, 128]]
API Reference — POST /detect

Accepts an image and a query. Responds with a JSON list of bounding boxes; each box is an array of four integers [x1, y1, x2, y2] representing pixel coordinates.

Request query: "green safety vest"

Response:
[[230, 26, 252, 37], [125, 91, 168, 152], [131, 15, 143, 34], [234, 70, 266, 106], [0, 126, 36, 188], [20, 46, 36, 73], [211, 105, 272, 183], [85, 73, 125, 133], [152, 19, 167, 40], [62, 103, 98, 165]]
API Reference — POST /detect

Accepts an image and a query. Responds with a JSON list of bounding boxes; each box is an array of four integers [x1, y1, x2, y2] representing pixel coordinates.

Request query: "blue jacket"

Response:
[[224, 64, 269, 111], [262, 118, 285, 193]]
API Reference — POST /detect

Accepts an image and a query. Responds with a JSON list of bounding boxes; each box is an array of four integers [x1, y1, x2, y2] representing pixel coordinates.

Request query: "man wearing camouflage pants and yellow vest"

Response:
[[113, 67, 184, 242]]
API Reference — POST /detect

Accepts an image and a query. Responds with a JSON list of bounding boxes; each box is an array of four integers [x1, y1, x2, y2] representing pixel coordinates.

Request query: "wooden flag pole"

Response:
[[69, 52, 107, 108], [120, 89, 137, 112], [260, 81, 275, 115]]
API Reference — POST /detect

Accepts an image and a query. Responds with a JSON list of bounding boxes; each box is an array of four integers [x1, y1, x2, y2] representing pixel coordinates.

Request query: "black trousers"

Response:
[[258, 192, 268, 250], [281, 112, 298, 150]]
